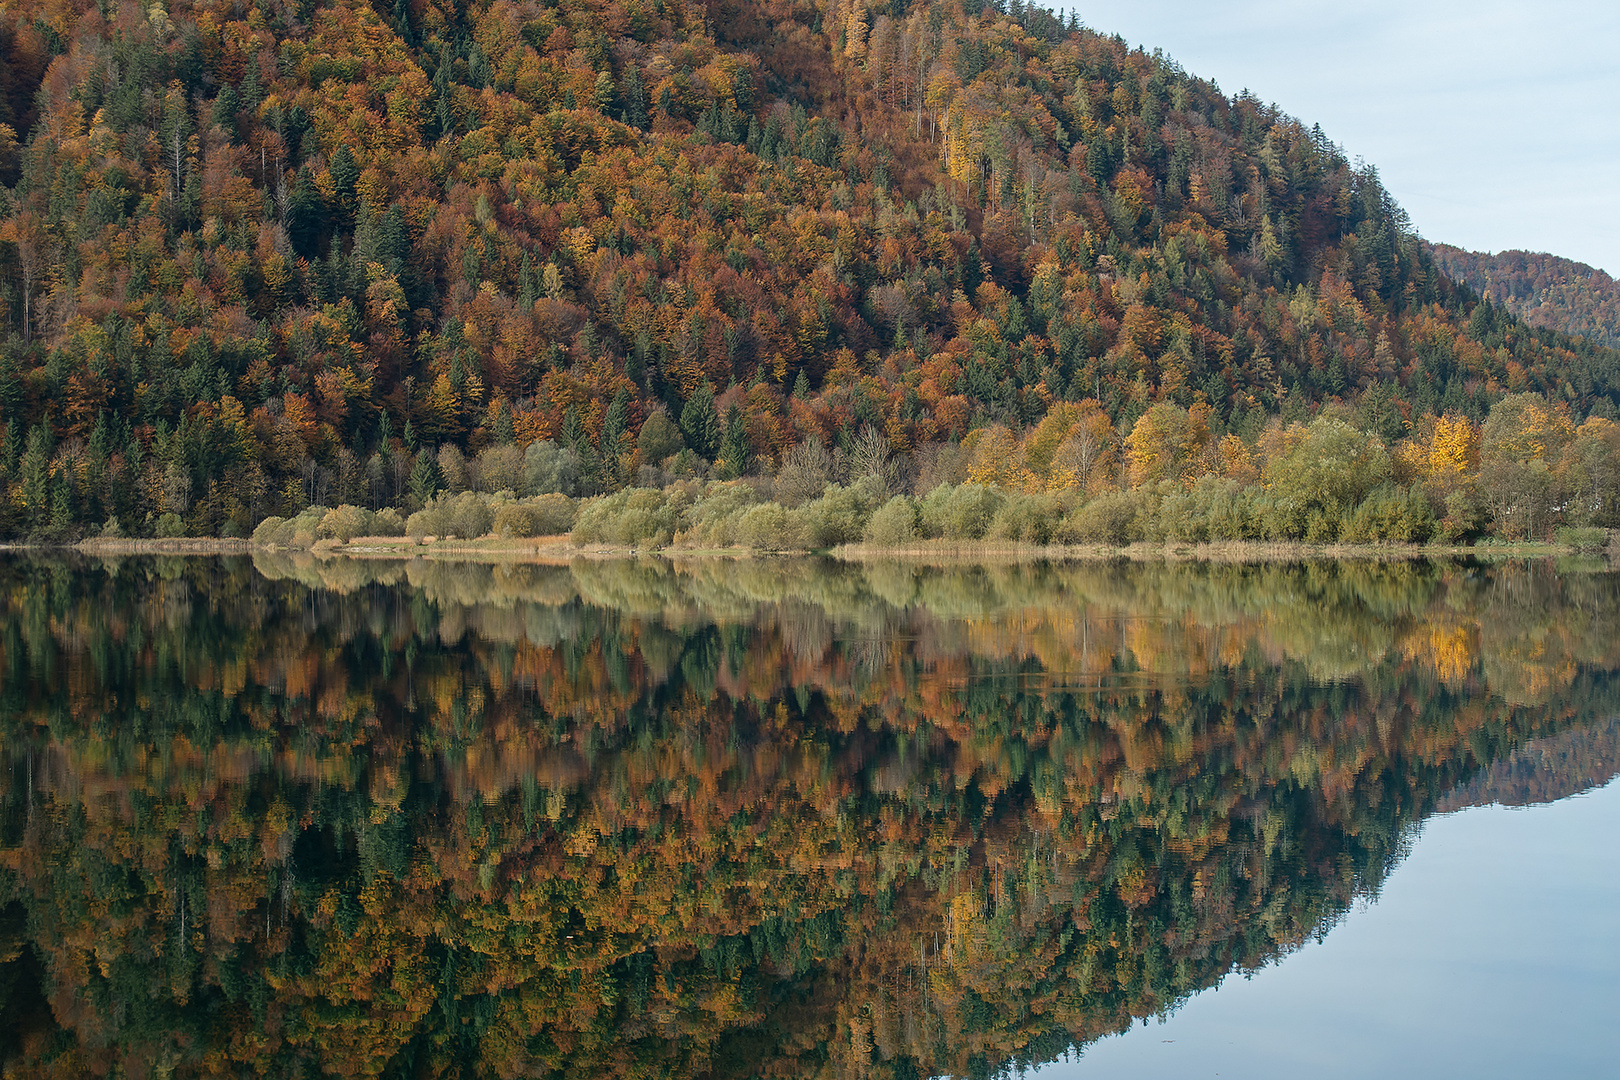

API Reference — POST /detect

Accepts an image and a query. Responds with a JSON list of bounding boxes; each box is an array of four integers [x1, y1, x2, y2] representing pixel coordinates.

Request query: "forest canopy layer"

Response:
[[1, 0, 1618, 540]]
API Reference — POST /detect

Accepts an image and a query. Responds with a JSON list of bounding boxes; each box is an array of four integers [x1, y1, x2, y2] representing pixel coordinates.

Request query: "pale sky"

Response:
[[1069, 0, 1620, 276]]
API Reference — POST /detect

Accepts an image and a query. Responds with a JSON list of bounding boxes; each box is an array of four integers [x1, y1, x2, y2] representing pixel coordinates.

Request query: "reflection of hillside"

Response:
[[0, 556, 1614, 1077], [1437, 717, 1620, 812]]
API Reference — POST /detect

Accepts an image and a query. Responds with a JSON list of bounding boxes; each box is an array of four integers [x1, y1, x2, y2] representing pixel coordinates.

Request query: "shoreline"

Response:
[[37, 535, 1610, 564]]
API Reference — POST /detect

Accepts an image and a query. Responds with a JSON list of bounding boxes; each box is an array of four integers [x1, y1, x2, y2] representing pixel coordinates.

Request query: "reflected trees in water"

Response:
[[0, 555, 1616, 1077]]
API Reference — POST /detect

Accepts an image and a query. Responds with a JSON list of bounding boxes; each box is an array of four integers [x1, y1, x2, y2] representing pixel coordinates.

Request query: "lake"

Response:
[[0, 553, 1615, 1077]]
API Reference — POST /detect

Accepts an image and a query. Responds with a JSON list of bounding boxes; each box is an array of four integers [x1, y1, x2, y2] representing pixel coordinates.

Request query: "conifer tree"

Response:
[[680, 384, 722, 460], [407, 453, 438, 509], [717, 405, 749, 479]]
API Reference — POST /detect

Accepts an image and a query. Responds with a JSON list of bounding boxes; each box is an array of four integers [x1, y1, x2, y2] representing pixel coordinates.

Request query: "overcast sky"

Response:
[[1067, 0, 1620, 276]]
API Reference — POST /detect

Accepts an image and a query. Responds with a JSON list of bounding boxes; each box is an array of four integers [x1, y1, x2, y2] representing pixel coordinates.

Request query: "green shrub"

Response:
[[494, 494, 577, 537], [674, 481, 762, 547], [405, 504, 445, 538], [529, 493, 577, 535], [492, 503, 540, 538], [372, 507, 406, 536], [735, 503, 811, 551], [573, 488, 677, 547], [154, 512, 187, 538], [919, 483, 1003, 540], [801, 477, 885, 546], [252, 516, 288, 546], [865, 496, 919, 545], [1252, 491, 1302, 540], [1341, 486, 1435, 543], [447, 492, 494, 539], [1142, 477, 1251, 542], [1203, 482, 1259, 541], [1262, 418, 1393, 540], [1058, 491, 1140, 545], [1147, 486, 1200, 543], [250, 509, 326, 548], [406, 492, 495, 539], [1304, 507, 1340, 543], [1554, 525, 1609, 552], [402, 492, 496, 540], [1437, 488, 1488, 543], [987, 492, 1063, 544], [317, 504, 373, 542], [276, 509, 325, 548]]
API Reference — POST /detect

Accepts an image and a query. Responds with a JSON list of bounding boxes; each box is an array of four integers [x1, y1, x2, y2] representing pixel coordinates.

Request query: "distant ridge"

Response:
[[1430, 244, 1620, 349]]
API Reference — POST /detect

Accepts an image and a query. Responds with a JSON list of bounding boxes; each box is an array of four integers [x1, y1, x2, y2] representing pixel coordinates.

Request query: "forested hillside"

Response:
[[1, 0, 1618, 539], [1430, 244, 1620, 350]]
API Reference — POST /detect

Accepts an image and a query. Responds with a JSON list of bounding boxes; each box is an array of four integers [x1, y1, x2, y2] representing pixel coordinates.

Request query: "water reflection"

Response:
[[0, 555, 1616, 1077]]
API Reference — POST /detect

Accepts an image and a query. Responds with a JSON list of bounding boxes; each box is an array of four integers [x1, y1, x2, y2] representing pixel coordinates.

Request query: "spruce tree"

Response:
[[621, 67, 647, 129], [717, 405, 749, 479], [407, 453, 438, 508], [680, 383, 722, 459], [19, 425, 51, 531], [493, 400, 516, 444]]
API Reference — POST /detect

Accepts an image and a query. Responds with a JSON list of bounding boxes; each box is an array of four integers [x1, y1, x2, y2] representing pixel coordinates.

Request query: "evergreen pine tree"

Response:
[[286, 166, 323, 257], [328, 145, 359, 226], [49, 468, 71, 534], [621, 67, 647, 129], [211, 85, 240, 140], [493, 400, 515, 444], [240, 60, 263, 111], [680, 383, 722, 459], [19, 424, 51, 531], [407, 452, 438, 508], [717, 405, 749, 479], [0, 424, 18, 479]]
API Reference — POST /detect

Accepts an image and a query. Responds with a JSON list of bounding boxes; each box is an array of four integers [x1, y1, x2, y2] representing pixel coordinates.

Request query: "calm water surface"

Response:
[[0, 554, 1615, 1078], [1045, 780, 1620, 1078]]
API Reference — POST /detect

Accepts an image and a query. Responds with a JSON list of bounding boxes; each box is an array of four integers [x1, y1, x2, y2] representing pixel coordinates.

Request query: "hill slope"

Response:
[[1430, 243, 1620, 349], [0, 0, 1617, 537]]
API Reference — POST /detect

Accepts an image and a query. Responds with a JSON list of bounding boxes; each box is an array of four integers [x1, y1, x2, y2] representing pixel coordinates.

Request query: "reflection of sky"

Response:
[[1033, 778, 1620, 1078], [1067, 1, 1620, 276]]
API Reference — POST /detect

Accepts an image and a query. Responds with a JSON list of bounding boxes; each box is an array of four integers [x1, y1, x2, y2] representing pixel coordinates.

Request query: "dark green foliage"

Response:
[[681, 385, 722, 461]]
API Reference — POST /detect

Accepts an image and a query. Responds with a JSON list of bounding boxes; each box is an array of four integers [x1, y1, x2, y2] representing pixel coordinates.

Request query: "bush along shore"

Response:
[[202, 395, 1617, 558], [194, 442, 1602, 565], [231, 481, 1610, 558]]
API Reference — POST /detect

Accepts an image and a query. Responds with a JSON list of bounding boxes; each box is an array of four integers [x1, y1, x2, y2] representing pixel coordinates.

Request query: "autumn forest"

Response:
[[2, 0, 1620, 541]]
